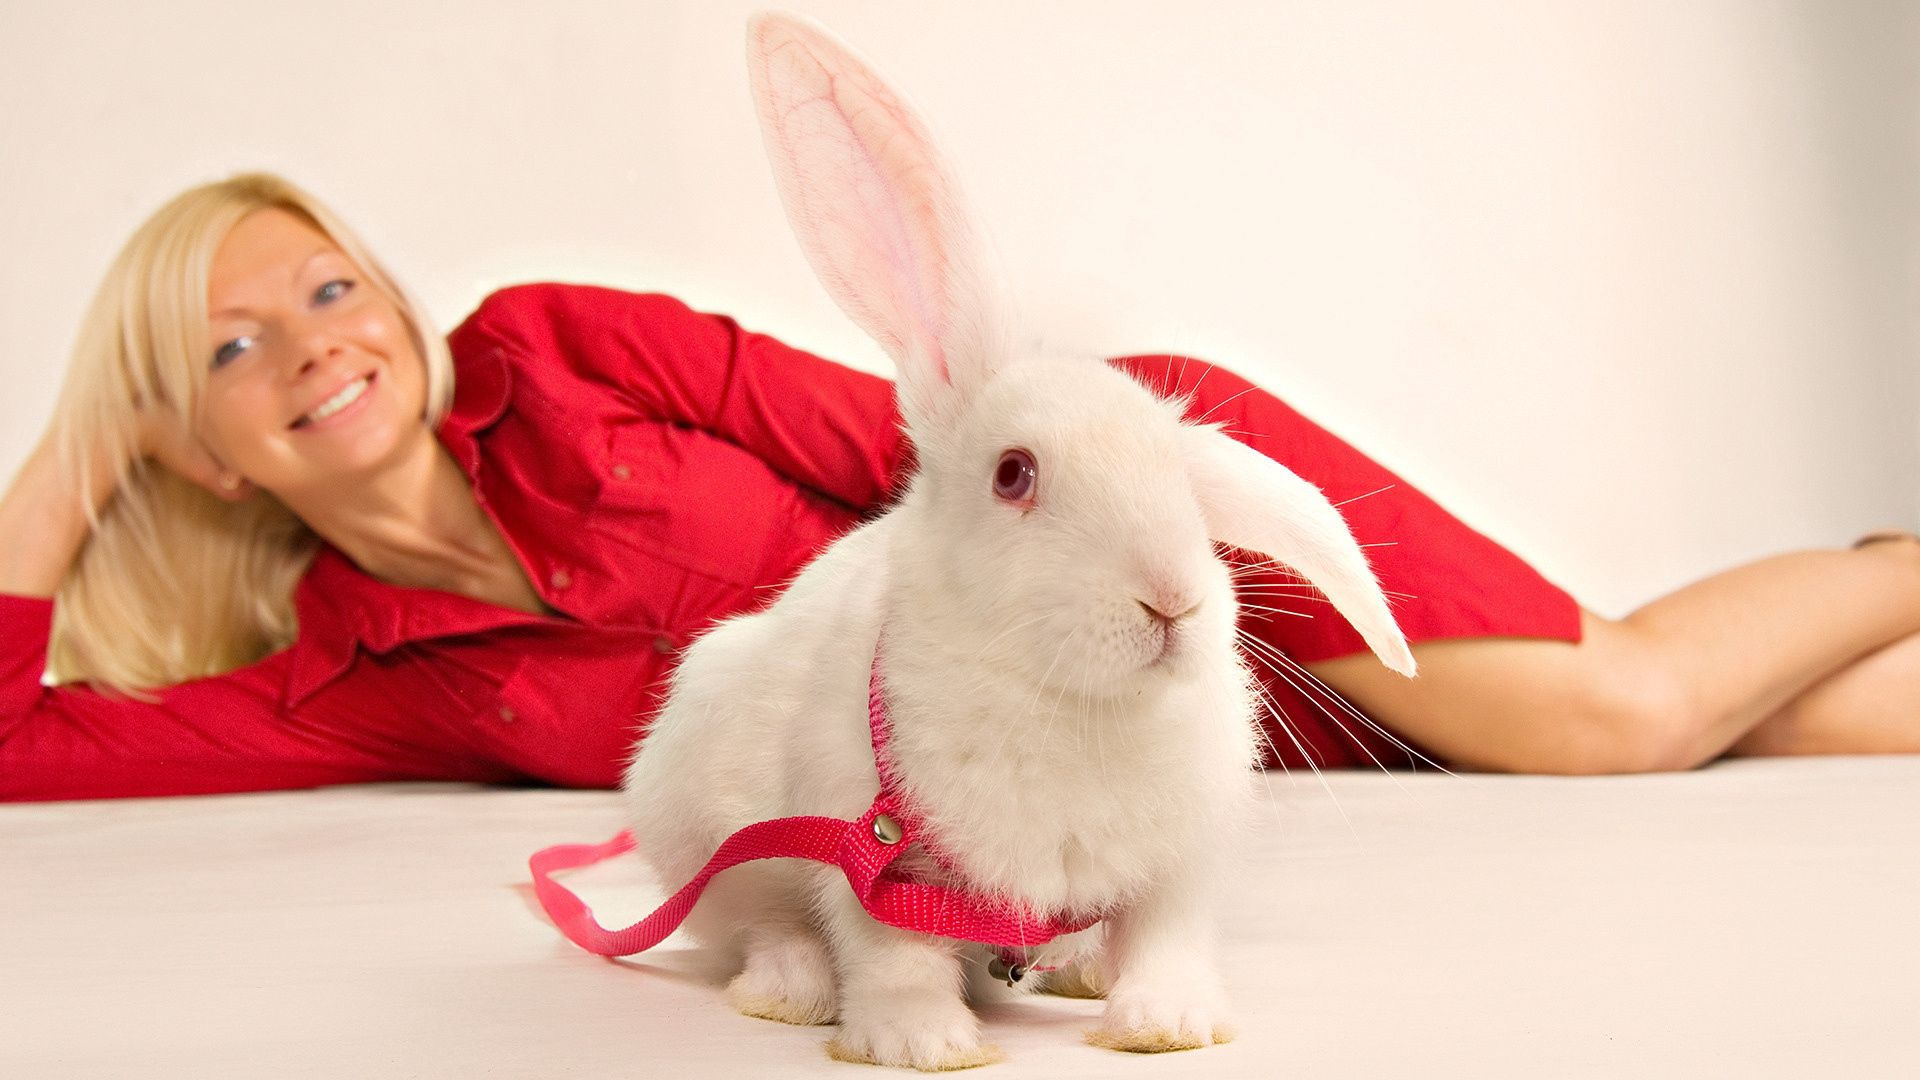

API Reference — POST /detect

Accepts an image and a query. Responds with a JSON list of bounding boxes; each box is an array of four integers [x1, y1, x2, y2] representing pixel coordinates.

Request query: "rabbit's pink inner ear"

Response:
[[1183, 426, 1419, 678], [746, 13, 996, 416]]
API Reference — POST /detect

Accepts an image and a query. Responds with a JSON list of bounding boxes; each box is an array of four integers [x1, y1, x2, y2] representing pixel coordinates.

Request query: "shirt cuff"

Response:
[[0, 593, 55, 720]]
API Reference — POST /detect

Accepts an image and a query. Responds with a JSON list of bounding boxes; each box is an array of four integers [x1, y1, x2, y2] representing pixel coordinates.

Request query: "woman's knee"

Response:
[[1306, 613, 1712, 776]]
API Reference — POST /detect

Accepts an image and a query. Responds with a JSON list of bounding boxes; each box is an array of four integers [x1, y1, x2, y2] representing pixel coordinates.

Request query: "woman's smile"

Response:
[[290, 370, 378, 431]]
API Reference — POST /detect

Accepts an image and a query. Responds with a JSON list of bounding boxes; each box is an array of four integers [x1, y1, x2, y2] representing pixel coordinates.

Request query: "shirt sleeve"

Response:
[[0, 594, 54, 728], [0, 594, 491, 803], [457, 283, 913, 513]]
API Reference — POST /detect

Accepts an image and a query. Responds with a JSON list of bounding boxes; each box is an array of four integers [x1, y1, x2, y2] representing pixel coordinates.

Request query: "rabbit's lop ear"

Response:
[[1182, 426, 1418, 677], [746, 11, 1005, 436]]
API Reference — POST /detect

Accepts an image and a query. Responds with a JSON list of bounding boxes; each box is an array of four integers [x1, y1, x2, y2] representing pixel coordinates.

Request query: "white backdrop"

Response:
[[1, 0, 1914, 616]]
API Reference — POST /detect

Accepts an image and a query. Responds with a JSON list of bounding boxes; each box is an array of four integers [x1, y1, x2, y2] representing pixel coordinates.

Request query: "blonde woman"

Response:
[[0, 174, 1914, 802]]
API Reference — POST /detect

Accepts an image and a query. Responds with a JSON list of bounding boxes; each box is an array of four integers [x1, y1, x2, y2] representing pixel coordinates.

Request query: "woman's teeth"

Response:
[[304, 377, 370, 425]]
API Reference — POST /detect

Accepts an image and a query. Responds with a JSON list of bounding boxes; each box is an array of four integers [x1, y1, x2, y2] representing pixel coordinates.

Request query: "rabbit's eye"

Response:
[[993, 448, 1036, 503]]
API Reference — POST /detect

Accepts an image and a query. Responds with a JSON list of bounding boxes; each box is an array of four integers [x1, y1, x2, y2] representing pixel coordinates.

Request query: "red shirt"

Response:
[[0, 284, 1579, 802]]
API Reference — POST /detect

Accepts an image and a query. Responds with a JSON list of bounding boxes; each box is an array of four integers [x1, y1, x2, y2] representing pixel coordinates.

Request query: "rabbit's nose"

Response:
[[1138, 598, 1199, 626]]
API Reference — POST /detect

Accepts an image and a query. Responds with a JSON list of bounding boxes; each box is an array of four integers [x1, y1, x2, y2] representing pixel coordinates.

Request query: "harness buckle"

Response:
[[986, 954, 1028, 986]]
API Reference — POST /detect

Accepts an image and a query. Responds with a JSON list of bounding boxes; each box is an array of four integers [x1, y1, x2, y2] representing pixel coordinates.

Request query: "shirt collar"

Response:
[[435, 342, 514, 471], [282, 543, 562, 707]]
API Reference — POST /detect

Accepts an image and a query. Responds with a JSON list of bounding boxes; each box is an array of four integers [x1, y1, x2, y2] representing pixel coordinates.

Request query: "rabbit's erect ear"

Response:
[[1181, 425, 1418, 677], [746, 11, 1005, 436]]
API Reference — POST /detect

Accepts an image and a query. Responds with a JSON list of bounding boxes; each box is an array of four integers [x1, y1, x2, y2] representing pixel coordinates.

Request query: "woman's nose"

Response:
[[286, 320, 344, 378]]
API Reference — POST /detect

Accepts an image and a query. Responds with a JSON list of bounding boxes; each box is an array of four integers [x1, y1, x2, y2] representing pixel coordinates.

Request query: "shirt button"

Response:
[[497, 705, 517, 723], [611, 464, 632, 481], [549, 570, 572, 589], [652, 635, 676, 654]]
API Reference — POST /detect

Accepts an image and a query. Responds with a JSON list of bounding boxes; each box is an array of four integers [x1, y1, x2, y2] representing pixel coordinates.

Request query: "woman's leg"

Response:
[[1299, 540, 1920, 774], [1727, 627, 1920, 757]]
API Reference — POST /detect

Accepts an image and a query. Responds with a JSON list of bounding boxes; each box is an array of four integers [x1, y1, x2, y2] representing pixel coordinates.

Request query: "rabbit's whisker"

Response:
[[1224, 554, 1315, 573], [1177, 356, 1210, 410], [1333, 484, 1396, 508], [1233, 585, 1418, 606], [1237, 676, 1290, 827], [1264, 648, 1454, 777], [1225, 561, 1419, 604], [1159, 377, 1200, 419], [1236, 630, 1452, 777], [1231, 583, 1337, 596], [1232, 638, 1347, 826], [1188, 384, 1258, 428], [1033, 630, 1105, 801], [1236, 629, 1403, 791], [1234, 595, 1333, 613], [1236, 602, 1315, 620], [973, 612, 1056, 666], [1075, 633, 1103, 786], [1008, 624, 1083, 770], [1226, 562, 1311, 584]]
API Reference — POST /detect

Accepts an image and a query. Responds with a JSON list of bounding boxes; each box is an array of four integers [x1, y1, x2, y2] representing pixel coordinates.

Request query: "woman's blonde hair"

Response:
[[48, 172, 455, 695]]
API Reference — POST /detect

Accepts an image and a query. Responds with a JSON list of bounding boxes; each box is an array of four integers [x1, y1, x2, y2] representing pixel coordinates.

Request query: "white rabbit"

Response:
[[621, 10, 1417, 1071]]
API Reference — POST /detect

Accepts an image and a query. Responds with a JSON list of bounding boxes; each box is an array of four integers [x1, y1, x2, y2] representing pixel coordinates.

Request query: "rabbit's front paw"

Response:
[[727, 931, 838, 1026], [826, 989, 1003, 1071], [1085, 983, 1235, 1054]]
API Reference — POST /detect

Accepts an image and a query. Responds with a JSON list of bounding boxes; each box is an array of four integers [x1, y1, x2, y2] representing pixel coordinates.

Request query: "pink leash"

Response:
[[529, 656, 1099, 976]]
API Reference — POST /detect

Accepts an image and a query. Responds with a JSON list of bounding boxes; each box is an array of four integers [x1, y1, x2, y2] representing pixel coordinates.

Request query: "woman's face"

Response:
[[200, 207, 428, 496]]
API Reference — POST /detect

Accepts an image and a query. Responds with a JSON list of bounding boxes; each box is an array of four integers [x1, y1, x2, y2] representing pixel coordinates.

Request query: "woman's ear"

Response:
[[211, 470, 256, 502], [150, 422, 255, 502], [135, 402, 256, 501]]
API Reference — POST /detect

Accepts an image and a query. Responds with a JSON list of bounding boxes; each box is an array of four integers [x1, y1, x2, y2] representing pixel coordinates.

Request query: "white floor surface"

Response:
[[4, 756, 1917, 1079]]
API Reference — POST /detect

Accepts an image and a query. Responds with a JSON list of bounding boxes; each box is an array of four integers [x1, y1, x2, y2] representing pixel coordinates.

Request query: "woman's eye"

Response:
[[314, 279, 354, 304], [212, 336, 253, 369]]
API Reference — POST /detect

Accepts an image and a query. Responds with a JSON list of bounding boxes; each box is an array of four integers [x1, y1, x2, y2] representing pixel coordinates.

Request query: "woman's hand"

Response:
[[0, 429, 104, 599], [0, 405, 249, 599]]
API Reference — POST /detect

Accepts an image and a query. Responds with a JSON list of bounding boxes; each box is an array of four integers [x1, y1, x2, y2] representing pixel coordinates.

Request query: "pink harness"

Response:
[[529, 656, 1101, 982]]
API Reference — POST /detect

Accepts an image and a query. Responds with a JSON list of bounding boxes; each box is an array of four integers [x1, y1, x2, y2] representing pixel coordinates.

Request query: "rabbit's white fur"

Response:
[[622, 11, 1415, 1071]]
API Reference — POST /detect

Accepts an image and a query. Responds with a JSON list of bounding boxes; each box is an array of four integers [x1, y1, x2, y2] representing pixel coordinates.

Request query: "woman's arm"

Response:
[[0, 633, 499, 802], [457, 284, 913, 512], [0, 587, 515, 802], [0, 404, 236, 598]]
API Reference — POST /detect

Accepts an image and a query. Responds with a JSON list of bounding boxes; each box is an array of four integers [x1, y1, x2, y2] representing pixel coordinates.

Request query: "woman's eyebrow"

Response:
[[209, 247, 337, 320]]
